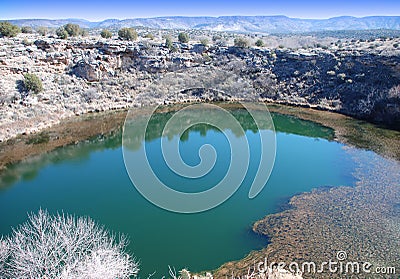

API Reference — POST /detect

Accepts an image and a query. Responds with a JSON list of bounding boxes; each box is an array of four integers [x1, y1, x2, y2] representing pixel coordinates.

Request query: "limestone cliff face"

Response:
[[257, 49, 400, 127], [81, 41, 400, 128], [0, 35, 399, 141]]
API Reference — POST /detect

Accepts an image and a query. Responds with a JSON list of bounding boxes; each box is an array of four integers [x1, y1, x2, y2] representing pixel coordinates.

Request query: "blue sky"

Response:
[[1, 0, 399, 21]]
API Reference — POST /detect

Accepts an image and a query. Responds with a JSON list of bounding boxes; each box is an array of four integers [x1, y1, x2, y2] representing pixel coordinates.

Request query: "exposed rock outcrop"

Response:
[[71, 60, 100, 82]]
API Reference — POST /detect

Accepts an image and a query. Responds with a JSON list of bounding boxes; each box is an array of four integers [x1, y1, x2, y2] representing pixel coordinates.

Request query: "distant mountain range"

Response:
[[6, 16, 400, 33]]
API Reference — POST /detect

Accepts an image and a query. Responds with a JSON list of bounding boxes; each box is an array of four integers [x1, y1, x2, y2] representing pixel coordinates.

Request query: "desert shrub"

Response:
[[100, 29, 112, 39], [234, 37, 249, 48], [118, 27, 137, 41], [202, 53, 212, 62], [144, 33, 155, 40], [21, 26, 33, 33], [80, 28, 88, 36], [0, 21, 20, 37], [200, 38, 209, 46], [81, 88, 99, 103], [178, 32, 189, 43], [22, 38, 32, 46], [37, 26, 48, 36], [165, 36, 174, 49], [56, 27, 68, 39], [25, 131, 50, 145], [1, 210, 138, 279], [255, 39, 264, 47], [216, 39, 227, 47], [23, 73, 43, 93], [212, 35, 222, 42], [64, 23, 81, 36]]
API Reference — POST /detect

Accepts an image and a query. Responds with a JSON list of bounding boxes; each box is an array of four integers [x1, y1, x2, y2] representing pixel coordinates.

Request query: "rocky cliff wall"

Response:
[[0, 35, 399, 141]]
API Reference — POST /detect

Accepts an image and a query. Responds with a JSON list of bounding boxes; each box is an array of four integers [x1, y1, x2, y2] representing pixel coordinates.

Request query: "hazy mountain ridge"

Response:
[[6, 16, 400, 33]]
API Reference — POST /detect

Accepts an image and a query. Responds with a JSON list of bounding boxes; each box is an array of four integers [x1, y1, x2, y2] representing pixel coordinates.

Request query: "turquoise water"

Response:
[[0, 110, 356, 277]]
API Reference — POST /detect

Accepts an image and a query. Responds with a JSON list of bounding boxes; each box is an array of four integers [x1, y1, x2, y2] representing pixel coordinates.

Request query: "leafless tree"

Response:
[[0, 237, 9, 276], [2, 209, 139, 279]]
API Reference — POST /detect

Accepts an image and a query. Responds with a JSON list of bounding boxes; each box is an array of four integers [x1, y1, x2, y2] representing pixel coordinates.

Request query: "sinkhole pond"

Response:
[[0, 106, 358, 276]]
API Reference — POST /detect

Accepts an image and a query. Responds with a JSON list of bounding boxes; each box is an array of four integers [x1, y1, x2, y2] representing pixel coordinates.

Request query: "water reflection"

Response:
[[0, 107, 333, 190]]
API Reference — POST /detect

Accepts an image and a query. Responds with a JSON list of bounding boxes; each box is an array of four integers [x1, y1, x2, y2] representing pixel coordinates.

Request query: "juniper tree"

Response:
[[118, 28, 138, 41], [0, 22, 20, 37]]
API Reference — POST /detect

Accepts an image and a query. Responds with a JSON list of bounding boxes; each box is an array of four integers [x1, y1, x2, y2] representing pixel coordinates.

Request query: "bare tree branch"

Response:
[[1, 209, 139, 279]]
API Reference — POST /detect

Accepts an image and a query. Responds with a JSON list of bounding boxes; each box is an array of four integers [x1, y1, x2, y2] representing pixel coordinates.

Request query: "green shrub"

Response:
[[64, 23, 81, 36], [255, 39, 264, 47], [80, 29, 88, 37], [37, 26, 48, 36], [23, 73, 43, 94], [144, 33, 155, 40], [100, 29, 112, 38], [26, 132, 50, 145], [234, 37, 249, 48], [118, 27, 137, 41], [21, 26, 33, 33], [178, 32, 189, 43], [202, 53, 212, 62], [22, 38, 32, 46], [199, 38, 209, 46], [165, 36, 173, 49], [56, 27, 68, 39], [0, 21, 20, 37], [212, 35, 221, 42]]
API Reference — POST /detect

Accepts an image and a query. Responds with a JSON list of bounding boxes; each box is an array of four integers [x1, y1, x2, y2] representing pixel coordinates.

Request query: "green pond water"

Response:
[[0, 109, 357, 277]]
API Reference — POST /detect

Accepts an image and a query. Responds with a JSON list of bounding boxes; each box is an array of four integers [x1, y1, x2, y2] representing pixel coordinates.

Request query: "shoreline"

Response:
[[1, 101, 399, 172], [0, 109, 127, 172], [0, 102, 328, 171]]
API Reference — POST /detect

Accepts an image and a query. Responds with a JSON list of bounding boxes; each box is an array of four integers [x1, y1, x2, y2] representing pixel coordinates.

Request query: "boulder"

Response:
[[191, 44, 207, 54], [34, 40, 51, 51], [71, 60, 99, 82]]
